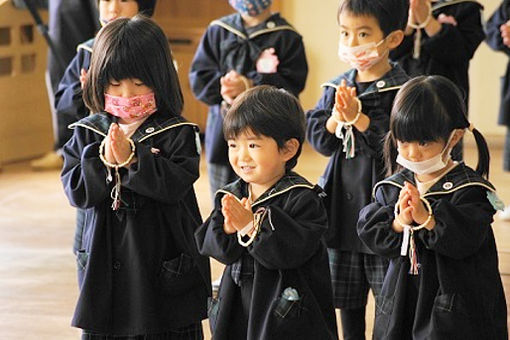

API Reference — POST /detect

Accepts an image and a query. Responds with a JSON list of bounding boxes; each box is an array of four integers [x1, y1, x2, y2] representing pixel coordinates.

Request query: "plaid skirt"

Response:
[[81, 323, 203, 340], [328, 249, 389, 309]]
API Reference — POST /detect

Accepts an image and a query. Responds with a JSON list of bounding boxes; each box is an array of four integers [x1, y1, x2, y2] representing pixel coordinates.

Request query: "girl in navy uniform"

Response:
[[358, 75, 508, 339], [485, 0, 510, 219], [61, 16, 210, 339], [195, 86, 337, 340], [54, 0, 157, 284], [306, 0, 409, 338], [189, 0, 308, 199]]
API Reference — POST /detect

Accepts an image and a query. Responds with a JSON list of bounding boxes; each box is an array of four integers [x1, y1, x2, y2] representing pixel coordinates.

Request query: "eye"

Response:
[[340, 31, 348, 38], [418, 141, 429, 147], [359, 31, 368, 38], [228, 142, 237, 148], [109, 81, 120, 87], [248, 143, 259, 149]]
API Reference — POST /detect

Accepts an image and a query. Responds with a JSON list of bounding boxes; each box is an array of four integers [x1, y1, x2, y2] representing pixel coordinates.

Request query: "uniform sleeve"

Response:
[[357, 186, 404, 258], [305, 87, 341, 157], [418, 186, 495, 259], [355, 103, 391, 157], [121, 126, 200, 205], [485, 1, 510, 55], [194, 197, 245, 265], [246, 189, 328, 270], [420, 4, 485, 62], [247, 34, 308, 96], [189, 27, 223, 106], [61, 128, 110, 208]]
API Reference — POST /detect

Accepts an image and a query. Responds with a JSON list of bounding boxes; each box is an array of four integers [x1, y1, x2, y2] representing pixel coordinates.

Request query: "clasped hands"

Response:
[[221, 194, 254, 235], [103, 123, 135, 167], [393, 182, 435, 232]]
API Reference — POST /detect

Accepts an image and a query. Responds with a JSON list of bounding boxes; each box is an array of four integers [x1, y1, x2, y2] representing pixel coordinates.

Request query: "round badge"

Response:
[[267, 21, 276, 29], [376, 80, 386, 88], [145, 127, 155, 133], [442, 182, 453, 190]]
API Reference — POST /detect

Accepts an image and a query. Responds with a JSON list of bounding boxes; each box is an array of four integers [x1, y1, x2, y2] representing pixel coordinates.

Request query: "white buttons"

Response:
[[267, 21, 276, 29], [442, 182, 453, 190], [145, 127, 155, 133], [376, 80, 386, 88]]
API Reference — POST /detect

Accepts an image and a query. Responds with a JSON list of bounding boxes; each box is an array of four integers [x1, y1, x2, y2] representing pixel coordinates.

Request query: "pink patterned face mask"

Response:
[[104, 92, 157, 120]]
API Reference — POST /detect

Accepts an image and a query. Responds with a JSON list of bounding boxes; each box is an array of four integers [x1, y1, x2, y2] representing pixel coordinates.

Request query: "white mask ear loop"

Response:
[[394, 195, 433, 275]]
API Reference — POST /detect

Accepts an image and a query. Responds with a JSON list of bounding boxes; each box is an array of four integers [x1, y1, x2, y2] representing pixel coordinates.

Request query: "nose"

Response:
[[347, 35, 358, 47], [108, 1, 120, 17], [239, 145, 251, 162], [407, 145, 421, 161]]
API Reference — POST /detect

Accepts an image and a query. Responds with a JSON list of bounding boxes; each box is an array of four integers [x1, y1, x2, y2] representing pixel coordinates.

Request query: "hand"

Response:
[[256, 47, 279, 73], [403, 182, 431, 226], [409, 0, 431, 26], [334, 79, 359, 122], [108, 123, 132, 166], [103, 133, 116, 165], [80, 68, 88, 89], [437, 13, 457, 26], [221, 194, 254, 233], [397, 183, 414, 225], [501, 21, 510, 47], [220, 70, 250, 104]]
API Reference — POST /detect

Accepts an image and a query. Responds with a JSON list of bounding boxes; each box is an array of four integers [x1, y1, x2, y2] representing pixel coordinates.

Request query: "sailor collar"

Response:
[[432, 0, 483, 12], [69, 112, 198, 143], [321, 63, 408, 98], [216, 172, 318, 207], [373, 162, 496, 199], [210, 12, 297, 40], [77, 38, 94, 53]]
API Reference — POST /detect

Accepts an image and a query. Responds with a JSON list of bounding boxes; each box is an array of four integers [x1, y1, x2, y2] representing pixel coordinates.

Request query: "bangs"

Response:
[[99, 36, 154, 88], [223, 107, 263, 141], [391, 84, 452, 143]]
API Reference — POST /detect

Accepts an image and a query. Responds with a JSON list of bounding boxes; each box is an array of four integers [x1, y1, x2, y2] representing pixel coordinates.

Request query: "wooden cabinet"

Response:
[[152, 1, 280, 132]]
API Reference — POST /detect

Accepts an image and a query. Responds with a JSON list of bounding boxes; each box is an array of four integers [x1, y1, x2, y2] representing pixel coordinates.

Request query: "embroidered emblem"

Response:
[[442, 182, 453, 190], [487, 191, 505, 211]]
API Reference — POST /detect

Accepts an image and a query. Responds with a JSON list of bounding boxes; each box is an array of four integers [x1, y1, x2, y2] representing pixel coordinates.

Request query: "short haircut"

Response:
[[337, 0, 409, 36], [223, 85, 306, 170], [83, 15, 183, 117]]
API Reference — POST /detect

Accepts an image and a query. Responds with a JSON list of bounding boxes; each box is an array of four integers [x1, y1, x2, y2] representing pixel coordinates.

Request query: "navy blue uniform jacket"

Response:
[[390, 0, 484, 105], [54, 38, 94, 150], [189, 13, 308, 164], [194, 173, 338, 340], [486, 0, 510, 127], [358, 163, 508, 339], [306, 64, 409, 251], [61, 112, 211, 335]]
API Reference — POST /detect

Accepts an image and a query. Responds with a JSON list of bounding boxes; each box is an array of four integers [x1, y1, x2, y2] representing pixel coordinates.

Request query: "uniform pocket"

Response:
[[159, 253, 201, 296], [76, 249, 89, 271], [430, 293, 475, 338]]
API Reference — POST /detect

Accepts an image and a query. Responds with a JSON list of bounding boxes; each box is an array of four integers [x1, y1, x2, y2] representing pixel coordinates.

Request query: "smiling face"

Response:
[[339, 11, 386, 50], [227, 129, 296, 197], [99, 0, 139, 23]]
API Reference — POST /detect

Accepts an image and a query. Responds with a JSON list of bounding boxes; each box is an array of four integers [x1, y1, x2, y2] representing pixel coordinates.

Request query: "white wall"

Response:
[[281, 0, 507, 138]]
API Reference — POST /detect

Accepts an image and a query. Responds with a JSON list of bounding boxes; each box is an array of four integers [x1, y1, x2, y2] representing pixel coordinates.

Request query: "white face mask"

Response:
[[396, 131, 456, 175], [338, 38, 387, 72]]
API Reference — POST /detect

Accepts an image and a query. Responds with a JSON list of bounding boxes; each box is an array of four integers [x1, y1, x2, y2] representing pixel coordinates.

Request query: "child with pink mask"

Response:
[[306, 0, 409, 338], [61, 16, 210, 339]]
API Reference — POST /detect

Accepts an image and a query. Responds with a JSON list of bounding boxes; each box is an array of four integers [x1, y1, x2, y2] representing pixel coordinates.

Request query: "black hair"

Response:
[[337, 0, 409, 36], [384, 75, 490, 178], [83, 15, 183, 117], [223, 85, 306, 170], [97, 0, 157, 17]]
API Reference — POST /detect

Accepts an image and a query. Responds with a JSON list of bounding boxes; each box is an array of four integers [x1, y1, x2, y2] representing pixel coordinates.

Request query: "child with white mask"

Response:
[[306, 0, 409, 338], [358, 75, 507, 339]]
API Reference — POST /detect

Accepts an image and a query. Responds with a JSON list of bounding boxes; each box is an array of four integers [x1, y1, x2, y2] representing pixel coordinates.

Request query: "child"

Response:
[[358, 75, 508, 339], [390, 0, 485, 158], [306, 0, 409, 338], [485, 0, 510, 220], [54, 0, 156, 283], [194, 86, 338, 340], [33, 0, 157, 170], [189, 0, 308, 199], [61, 16, 210, 338]]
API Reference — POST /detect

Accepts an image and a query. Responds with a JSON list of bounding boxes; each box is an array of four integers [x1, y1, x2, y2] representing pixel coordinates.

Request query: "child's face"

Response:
[[396, 139, 447, 163], [105, 78, 152, 98], [99, 0, 140, 23], [338, 11, 386, 49], [227, 129, 291, 193]]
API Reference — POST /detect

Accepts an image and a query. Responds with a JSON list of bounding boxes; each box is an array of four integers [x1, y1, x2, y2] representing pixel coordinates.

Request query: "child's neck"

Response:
[[248, 172, 285, 202], [356, 58, 391, 83], [415, 159, 456, 183], [241, 8, 272, 27]]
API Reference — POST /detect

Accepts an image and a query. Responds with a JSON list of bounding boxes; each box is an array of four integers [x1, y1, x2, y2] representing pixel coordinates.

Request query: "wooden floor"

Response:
[[1, 141, 509, 339]]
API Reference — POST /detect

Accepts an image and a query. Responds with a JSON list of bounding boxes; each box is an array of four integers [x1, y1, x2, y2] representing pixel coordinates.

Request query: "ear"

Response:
[[450, 129, 465, 148], [386, 30, 405, 50], [281, 138, 300, 162]]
